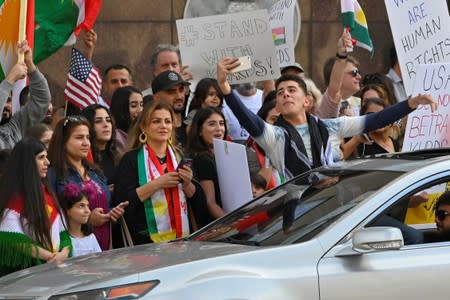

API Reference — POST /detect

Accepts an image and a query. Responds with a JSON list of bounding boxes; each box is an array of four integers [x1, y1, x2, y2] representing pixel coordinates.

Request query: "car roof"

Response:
[[322, 148, 450, 173]]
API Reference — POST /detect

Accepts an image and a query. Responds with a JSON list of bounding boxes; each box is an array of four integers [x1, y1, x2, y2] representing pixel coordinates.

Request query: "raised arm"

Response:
[[83, 29, 97, 61], [316, 29, 353, 118], [217, 57, 266, 137], [364, 94, 436, 133], [0, 63, 27, 121], [13, 41, 51, 134]]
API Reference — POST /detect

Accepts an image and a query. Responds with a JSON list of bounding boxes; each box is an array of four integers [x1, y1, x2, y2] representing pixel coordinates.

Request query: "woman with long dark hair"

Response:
[[187, 107, 227, 222], [80, 104, 120, 186], [110, 86, 143, 154], [341, 97, 400, 159], [0, 138, 70, 276], [47, 116, 126, 251]]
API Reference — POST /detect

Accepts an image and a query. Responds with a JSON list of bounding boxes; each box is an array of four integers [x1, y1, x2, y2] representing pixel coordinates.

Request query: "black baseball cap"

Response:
[[152, 71, 190, 94]]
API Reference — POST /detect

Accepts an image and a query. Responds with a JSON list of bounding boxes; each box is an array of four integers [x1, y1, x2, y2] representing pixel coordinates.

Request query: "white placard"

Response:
[[177, 10, 280, 84], [384, 0, 450, 96], [213, 138, 253, 213], [402, 63, 450, 151], [269, 0, 296, 67]]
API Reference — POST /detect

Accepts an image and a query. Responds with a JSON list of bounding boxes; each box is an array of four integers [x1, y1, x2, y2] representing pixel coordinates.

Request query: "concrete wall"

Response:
[[38, 0, 407, 107]]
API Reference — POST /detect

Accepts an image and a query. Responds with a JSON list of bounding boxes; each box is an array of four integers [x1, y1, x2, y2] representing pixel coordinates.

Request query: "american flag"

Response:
[[64, 48, 102, 108]]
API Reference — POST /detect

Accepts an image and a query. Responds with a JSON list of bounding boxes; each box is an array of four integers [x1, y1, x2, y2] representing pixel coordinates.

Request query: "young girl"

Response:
[[184, 78, 224, 133], [61, 182, 101, 257]]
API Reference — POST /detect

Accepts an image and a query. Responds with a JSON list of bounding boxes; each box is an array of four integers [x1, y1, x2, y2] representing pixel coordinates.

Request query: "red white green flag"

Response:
[[0, 0, 102, 81], [340, 0, 374, 53]]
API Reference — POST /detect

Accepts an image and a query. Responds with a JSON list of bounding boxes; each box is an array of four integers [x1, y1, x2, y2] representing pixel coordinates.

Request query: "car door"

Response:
[[317, 174, 450, 300], [317, 241, 450, 300]]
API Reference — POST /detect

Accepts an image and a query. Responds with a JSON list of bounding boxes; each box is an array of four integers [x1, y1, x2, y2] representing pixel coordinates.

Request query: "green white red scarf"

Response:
[[137, 145, 189, 243], [0, 185, 71, 272]]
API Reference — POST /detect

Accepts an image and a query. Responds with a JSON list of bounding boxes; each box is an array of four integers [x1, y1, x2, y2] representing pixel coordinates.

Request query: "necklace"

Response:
[[157, 156, 166, 165]]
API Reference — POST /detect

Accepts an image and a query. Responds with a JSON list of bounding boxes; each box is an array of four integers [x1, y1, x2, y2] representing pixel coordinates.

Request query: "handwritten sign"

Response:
[[402, 63, 450, 151], [384, 0, 450, 96], [176, 10, 280, 84], [213, 138, 253, 213], [269, 0, 297, 67]]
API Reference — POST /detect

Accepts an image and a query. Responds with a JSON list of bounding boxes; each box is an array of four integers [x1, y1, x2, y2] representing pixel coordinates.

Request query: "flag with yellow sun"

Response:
[[0, 0, 102, 80], [340, 0, 374, 53]]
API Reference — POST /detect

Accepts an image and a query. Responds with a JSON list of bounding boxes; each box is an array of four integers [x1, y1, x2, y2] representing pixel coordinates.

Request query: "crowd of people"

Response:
[[0, 28, 446, 276]]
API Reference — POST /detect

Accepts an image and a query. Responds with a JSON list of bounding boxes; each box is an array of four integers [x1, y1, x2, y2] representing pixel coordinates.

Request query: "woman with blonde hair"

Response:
[[303, 78, 322, 114], [113, 101, 205, 245]]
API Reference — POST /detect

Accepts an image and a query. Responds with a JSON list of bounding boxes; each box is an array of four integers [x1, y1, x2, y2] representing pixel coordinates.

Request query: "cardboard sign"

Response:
[[177, 10, 280, 84], [269, 0, 297, 67], [213, 138, 253, 213], [384, 0, 450, 96], [402, 63, 450, 151]]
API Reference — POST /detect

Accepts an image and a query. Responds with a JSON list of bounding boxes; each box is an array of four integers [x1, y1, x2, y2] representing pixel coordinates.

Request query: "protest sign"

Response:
[[177, 10, 280, 84], [402, 63, 450, 151], [384, 0, 450, 96], [213, 139, 253, 213], [269, 0, 297, 67]]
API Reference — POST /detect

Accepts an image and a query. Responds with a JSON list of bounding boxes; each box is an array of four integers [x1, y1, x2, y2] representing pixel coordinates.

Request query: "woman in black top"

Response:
[[187, 107, 228, 222], [342, 97, 399, 159]]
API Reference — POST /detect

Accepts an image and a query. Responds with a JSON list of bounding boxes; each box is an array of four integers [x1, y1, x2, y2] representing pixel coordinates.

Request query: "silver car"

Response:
[[1, 150, 450, 300]]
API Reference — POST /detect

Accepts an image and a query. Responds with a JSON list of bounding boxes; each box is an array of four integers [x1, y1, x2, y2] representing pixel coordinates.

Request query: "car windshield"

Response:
[[190, 168, 403, 246]]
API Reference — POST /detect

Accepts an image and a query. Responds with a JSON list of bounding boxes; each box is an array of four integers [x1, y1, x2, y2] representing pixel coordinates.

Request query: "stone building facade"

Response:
[[39, 0, 400, 106]]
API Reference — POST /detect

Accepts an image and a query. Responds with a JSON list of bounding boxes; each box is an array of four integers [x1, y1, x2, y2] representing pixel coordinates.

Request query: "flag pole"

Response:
[[18, 0, 28, 63]]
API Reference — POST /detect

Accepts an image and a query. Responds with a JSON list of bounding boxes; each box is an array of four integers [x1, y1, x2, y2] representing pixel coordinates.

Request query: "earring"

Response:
[[139, 131, 147, 144], [168, 136, 173, 145]]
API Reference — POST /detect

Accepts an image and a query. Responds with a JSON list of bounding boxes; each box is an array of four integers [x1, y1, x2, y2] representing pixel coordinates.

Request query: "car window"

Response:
[[367, 179, 450, 245], [191, 169, 403, 246]]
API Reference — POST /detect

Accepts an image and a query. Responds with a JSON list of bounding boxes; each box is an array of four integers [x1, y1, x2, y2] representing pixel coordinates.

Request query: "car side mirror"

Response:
[[335, 227, 404, 257], [353, 226, 404, 253]]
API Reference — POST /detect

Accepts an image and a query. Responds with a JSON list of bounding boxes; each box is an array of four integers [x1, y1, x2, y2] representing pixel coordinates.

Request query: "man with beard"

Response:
[[0, 97, 12, 126], [223, 82, 263, 143], [152, 70, 191, 148], [427, 191, 450, 242], [0, 41, 51, 150]]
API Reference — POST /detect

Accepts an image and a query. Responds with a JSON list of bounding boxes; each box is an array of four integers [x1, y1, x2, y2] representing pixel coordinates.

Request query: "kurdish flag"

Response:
[[0, 0, 102, 81], [341, 0, 374, 53]]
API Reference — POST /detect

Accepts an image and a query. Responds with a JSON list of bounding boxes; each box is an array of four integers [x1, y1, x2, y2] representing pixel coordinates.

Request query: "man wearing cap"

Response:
[[280, 62, 305, 78], [152, 70, 191, 148]]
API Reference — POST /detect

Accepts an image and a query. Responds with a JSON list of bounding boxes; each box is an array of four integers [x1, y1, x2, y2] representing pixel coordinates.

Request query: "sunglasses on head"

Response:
[[347, 69, 361, 77], [63, 115, 86, 128], [436, 210, 450, 221]]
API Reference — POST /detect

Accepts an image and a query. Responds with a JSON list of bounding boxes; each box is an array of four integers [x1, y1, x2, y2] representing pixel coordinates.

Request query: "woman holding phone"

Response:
[[47, 116, 127, 251], [113, 101, 204, 245]]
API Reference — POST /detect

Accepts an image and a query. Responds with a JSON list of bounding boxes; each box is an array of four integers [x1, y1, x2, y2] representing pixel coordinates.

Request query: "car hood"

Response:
[[0, 241, 256, 298]]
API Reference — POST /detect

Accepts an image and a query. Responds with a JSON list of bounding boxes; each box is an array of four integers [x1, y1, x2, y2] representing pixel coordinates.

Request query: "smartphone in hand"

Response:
[[231, 56, 252, 73], [176, 158, 193, 171]]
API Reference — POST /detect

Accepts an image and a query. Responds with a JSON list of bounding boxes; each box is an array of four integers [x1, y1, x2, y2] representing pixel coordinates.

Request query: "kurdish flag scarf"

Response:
[[137, 145, 189, 243], [0, 185, 71, 273]]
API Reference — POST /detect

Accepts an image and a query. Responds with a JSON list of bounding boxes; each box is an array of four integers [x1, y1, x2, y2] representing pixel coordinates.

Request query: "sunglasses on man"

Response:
[[347, 69, 360, 77], [436, 210, 450, 221]]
